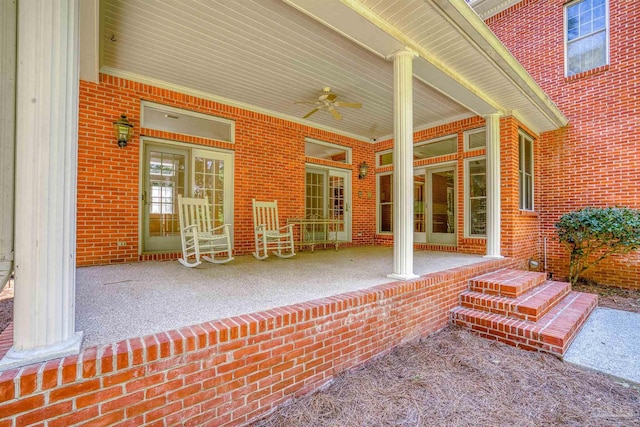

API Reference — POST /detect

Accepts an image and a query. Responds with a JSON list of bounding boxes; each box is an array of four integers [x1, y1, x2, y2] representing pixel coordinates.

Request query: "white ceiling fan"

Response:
[[295, 87, 362, 120]]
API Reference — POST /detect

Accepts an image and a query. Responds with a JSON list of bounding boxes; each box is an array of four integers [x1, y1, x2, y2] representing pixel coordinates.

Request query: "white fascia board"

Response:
[[283, 0, 500, 116], [79, 0, 100, 83], [430, 0, 568, 130]]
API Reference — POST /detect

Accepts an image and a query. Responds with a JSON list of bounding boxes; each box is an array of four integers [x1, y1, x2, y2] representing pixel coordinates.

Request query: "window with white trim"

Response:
[[464, 128, 486, 151], [565, 0, 608, 77], [305, 138, 351, 164], [141, 101, 234, 143], [378, 173, 393, 233], [465, 157, 486, 237], [414, 135, 457, 160], [519, 131, 534, 211], [377, 150, 393, 167]]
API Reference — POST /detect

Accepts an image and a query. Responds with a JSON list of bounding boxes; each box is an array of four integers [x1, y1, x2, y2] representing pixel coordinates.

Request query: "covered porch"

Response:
[[1, 0, 567, 373], [76, 247, 485, 348]]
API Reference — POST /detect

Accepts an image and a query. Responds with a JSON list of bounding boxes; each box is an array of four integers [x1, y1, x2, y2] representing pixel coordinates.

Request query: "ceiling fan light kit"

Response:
[[296, 87, 361, 120]]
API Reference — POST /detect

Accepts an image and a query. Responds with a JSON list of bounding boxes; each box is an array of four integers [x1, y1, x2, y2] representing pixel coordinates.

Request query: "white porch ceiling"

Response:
[[97, 0, 566, 141]]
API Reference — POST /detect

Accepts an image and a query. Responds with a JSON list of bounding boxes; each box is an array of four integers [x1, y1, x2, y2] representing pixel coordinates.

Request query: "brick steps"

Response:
[[460, 280, 571, 322], [469, 269, 547, 297], [451, 269, 598, 356]]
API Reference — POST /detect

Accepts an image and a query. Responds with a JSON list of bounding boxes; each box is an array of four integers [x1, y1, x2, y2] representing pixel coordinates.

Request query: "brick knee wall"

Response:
[[0, 258, 514, 426]]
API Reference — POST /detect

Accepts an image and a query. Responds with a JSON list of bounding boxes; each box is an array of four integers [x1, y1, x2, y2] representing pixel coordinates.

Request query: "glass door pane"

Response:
[[144, 145, 188, 251], [192, 149, 234, 237], [428, 167, 456, 245], [305, 170, 326, 241], [329, 169, 351, 241], [305, 168, 351, 242]]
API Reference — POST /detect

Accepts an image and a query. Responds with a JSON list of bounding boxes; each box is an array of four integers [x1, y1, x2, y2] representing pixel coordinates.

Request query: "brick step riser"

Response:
[[459, 282, 571, 322], [451, 292, 598, 356], [469, 271, 548, 298]]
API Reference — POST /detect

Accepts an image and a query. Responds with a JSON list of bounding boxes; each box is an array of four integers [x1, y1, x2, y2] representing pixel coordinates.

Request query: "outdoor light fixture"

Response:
[[113, 114, 133, 148], [358, 162, 369, 179]]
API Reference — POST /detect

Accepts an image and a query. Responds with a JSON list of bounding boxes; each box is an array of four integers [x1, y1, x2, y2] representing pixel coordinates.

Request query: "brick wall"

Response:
[[487, 0, 640, 288], [78, 74, 546, 270], [0, 259, 515, 426], [77, 75, 376, 266], [372, 115, 539, 263]]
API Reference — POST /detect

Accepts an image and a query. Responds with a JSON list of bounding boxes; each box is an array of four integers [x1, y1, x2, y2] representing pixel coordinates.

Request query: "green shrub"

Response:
[[555, 207, 640, 286]]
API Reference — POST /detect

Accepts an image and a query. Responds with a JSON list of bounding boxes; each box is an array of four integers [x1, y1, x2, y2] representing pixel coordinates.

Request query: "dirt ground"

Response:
[[253, 327, 640, 427], [572, 279, 640, 314]]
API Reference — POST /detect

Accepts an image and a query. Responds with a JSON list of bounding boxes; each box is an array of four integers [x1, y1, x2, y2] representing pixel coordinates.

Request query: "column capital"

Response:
[[482, 112, 503, 119], [387, 47, 418, 61]]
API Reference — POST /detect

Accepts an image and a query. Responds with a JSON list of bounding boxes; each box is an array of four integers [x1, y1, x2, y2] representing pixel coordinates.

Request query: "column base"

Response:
[[483, 254, 504, 259], [387, 273, 419, 281], [0, 331, 83, 370]]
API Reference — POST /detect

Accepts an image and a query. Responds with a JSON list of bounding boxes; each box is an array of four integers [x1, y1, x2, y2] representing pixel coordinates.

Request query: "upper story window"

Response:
[[565, 0, 608, 77]]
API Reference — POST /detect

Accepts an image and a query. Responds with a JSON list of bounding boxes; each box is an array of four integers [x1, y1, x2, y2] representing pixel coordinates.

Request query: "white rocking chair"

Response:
[[252, 199, 296, 260], [177, 195, 234, 267]]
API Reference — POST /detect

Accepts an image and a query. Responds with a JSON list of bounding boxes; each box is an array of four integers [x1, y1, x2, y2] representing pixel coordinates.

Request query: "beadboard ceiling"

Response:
[[97, 0, 565, 142]]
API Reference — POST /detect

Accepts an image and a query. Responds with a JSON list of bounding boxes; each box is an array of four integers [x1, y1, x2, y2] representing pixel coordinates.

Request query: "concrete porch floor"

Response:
[[76, 247, 484, 348]]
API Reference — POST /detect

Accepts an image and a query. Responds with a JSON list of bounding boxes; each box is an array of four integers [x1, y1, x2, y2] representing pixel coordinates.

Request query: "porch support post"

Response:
[[484, 113, 503, 259], [0, 0, 83, 370], [388, 48, 418, 281]]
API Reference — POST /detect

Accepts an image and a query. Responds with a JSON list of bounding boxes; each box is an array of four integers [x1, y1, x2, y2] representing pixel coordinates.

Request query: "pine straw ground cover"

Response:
[[253, 327, 640, 427]]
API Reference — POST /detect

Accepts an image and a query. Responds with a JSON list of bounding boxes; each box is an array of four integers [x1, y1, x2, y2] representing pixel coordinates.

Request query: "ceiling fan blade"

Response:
[[295, 101, 319, 105], [325, 93, 337, 102], [328, 106, 342, 121], [333, 101, 361, 108], [303, 108, 321, 119]]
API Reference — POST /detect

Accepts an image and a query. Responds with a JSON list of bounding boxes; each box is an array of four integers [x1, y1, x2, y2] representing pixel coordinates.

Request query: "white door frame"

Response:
[[305, 165, 352, 242], [139, 137, 234, 253], [414, 162, 457, 245]]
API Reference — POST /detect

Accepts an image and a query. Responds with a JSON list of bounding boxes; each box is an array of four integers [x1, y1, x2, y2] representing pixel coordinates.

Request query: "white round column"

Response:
[[484, 113, 503, 259], [0, 0, 83, 370], [388, 49, 418, 281]]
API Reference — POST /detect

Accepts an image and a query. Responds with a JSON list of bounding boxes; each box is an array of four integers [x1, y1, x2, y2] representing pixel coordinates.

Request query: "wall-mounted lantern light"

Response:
[[358, 162, 369, 179], [113, 114, 133, 148]]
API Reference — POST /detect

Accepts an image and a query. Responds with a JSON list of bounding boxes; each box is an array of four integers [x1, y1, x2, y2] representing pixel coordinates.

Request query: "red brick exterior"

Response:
[[77, 75, 376, 266], [487, 0, 640, 288], [372, 115, 539, 267], [0, 259, 514, 427], [78, 74, 550, 271]]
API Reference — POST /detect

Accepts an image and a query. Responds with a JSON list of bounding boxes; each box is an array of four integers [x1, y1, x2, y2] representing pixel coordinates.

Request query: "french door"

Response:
[[414, 165, 456, 245], [142, 140, 233, 252], [305, 167, 351, 242]]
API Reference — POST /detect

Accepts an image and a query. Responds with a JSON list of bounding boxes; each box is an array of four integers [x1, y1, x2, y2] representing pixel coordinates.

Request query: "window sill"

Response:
[[565, 65, 609, 82]]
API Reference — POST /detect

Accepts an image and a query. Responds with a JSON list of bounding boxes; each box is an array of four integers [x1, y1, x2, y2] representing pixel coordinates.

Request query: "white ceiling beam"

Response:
[[79, 0, 100, 82]]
